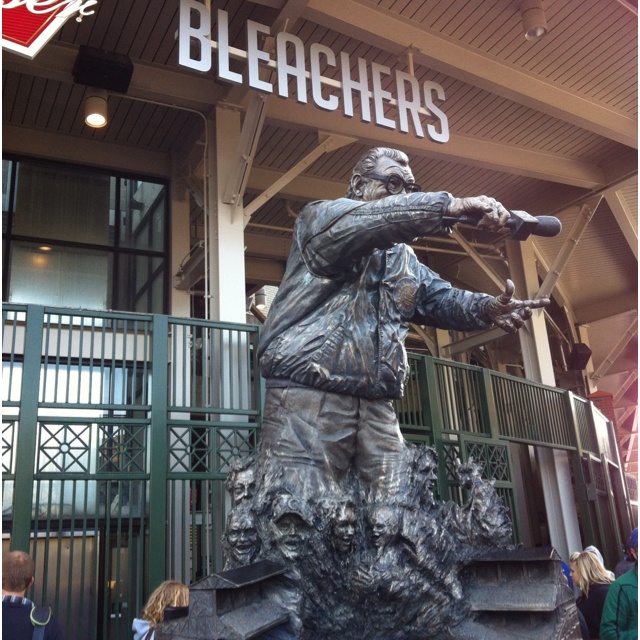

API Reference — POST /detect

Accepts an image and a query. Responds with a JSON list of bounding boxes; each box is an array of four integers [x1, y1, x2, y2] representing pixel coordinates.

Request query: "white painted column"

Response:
[[506, 239, 582, 562], [435, 329, 451, 359], [505, 240, 554, 386], [168, 163, 196, 579], [205, 107, 252, 565], [207, 106, 247, 323]]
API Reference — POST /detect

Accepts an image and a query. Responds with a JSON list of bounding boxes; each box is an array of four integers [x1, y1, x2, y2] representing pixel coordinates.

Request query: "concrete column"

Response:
[[506, 240, 582, 562], [206, 106, 247, 323], [435, 329, 451, 359], [505, 240, 554, 386]]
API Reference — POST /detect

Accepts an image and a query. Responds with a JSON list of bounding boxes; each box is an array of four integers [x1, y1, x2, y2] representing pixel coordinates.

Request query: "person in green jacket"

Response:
[[600, 528, 638, 640]]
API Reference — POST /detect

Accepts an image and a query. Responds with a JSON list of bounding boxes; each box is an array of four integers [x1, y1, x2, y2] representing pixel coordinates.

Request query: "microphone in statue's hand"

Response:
[[505, 212, 562, 239], [443, 209, 562, 241]]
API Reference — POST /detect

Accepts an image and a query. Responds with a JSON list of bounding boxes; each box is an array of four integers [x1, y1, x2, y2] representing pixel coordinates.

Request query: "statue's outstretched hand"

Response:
[[447, 195, 511, 231], [485, 280, 550, 333]]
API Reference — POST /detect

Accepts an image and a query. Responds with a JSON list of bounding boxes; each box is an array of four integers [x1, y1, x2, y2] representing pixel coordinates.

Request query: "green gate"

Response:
[[3, 307, 634, 639], [2, 304, 261, 640]]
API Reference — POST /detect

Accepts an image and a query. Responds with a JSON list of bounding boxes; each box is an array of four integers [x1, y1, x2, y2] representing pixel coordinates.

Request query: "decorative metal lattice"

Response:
[[465, 441, 511, 483], [442, 441, 461, 482], [37, 422, 91, 473], [592, 460, 606, 493], [168, 424, 257, 473], [626, 474, 637, 502], [97, 425, 147, 473], [2, 420, 15, 475], [216, 427, 257, 472], [169, 425, 212, 473]]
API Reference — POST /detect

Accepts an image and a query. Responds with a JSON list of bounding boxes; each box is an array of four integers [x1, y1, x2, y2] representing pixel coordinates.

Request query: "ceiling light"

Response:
[[254, 289, 267, 310], [520, 0, 548, 41], [39, 246, 52, 251], [84, 89, 108, 128]]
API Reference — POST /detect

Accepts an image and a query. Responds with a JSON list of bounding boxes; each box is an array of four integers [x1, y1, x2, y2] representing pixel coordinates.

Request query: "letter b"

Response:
[[179, 0, 212, 72]]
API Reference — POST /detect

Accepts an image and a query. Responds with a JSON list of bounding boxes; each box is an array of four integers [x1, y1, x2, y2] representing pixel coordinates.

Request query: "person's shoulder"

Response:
[[44, 614, 65, 640], [617, 563, 638, 585]]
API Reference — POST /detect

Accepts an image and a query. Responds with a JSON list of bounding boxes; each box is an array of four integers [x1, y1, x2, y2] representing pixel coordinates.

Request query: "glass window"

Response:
[[119, 178, 166, 251], [3, 159, 12, 224], [14, 162, 112, 245], [3, 157, 168, 313], [9, 242, 111, 309], [115, 254, 164, 314]]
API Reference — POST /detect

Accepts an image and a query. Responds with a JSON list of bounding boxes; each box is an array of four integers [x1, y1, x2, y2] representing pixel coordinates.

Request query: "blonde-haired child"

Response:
[[132, 580, 189, 640]]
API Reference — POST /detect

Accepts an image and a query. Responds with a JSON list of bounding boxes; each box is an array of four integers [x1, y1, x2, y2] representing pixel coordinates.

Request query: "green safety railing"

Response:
[[2, 306, 634, 640], [2, 304, 261, 640]]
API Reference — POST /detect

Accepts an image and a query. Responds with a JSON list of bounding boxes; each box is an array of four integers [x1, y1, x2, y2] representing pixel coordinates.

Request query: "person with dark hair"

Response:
[[614, 530, 639, 579], [600, 528, 638, 640], [2, 550, 64, 640], [257, 146, 549, 502]]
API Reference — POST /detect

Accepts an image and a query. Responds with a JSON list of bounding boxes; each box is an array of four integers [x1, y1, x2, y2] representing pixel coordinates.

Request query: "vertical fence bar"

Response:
[[148, 315, 169, 591], [565, 391, 598, 546], [12, 305, 44, 552], [420, 356, 450, 500], [479, 368, 499, 440]]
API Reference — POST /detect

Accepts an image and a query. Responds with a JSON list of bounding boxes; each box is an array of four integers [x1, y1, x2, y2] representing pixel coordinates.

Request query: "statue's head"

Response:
[[330, 500, 358, 555], [347, 147, 419, 202], [270, 494, 313, 561], [223, 504, 260, 566], [368, 505, 400, 549], [413, 446, 439, 492], [225, 455, 256, 505], [455, 457, 483, 490]]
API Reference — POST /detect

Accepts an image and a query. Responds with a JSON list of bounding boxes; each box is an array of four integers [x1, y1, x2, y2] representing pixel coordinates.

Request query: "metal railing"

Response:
[[2, 304, 261, 640], [3, 306, 634, 639]]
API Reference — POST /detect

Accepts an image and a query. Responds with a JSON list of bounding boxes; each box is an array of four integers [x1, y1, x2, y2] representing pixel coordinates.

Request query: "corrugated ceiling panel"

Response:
[[535, 200, 637, 310], [619, 183, 639, 226], [391, 0, 637, 115], [283, 19, 627, 163]]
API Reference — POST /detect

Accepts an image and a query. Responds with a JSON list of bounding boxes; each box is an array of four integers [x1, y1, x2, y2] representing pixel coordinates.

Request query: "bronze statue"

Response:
[[257, 146, 548, 502], [157, 148, 580, 640]]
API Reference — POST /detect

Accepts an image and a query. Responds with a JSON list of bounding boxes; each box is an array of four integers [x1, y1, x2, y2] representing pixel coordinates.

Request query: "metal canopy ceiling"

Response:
[[2, 0, 637, 471]]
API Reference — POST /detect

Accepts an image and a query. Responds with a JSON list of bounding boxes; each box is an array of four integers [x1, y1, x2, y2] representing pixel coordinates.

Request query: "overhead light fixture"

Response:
[[520, 0, 548, 40], [84, 88, 108, 128], [254, 289, 267, 311]]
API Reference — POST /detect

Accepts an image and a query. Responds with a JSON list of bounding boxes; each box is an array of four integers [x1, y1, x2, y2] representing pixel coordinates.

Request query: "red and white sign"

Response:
[[2, 0, 97, 59]]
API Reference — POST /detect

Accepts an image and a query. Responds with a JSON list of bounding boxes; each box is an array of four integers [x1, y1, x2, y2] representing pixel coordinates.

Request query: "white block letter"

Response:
[[276, 33, 307, 103], [371, 62, 395, 130], [310, 43, 338, 111], [247, 20, 273, 93], [217, 9, 242, 85], [395, 70, 424, 137], [179, 0, 211, 72], [423, 81, 449, 144], [340, 52, 371, 122]]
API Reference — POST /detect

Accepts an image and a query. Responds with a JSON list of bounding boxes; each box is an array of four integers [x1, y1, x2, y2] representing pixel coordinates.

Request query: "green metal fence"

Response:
[[2, 304, 261, 640], [3, 307, 635, 639]]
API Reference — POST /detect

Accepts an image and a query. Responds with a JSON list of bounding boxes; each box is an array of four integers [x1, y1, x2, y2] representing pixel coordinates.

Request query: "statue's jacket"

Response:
[[258, 192, 493, 400]]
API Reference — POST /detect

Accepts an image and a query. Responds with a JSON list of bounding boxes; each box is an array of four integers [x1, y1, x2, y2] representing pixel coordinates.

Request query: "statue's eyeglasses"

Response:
[[362, 173, 421, 195]]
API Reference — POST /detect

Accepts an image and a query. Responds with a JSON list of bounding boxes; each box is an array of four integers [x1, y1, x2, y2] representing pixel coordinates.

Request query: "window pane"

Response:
[[3, 159, 12, 231], [116, 254, 164, 314], [13, 161, 112, 245], [9, 242, 112, 310], [119, 179, 165, 251]]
